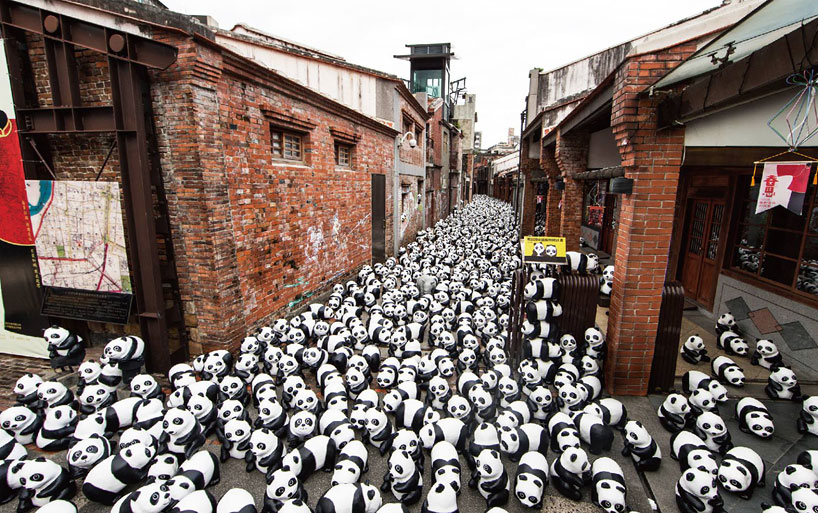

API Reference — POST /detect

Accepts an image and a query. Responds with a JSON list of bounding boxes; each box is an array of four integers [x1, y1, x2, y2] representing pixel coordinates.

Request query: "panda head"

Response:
[[475, 449, 503, 480], [624, 420, 652, 447], [104, 336, 144, 362], [689, 389, 716, 412], [359, 482, 382, 513], [560, 447, 590, 474], [717, 313, 736, 329], [685, 335, 705, 351], [770, 366, 798, 387], [434, 464, 461, 493], [688, 449, 718, 475], [679, 468, 719, 501], [792, 488, 818, 513], [224, 418, 252, 443], [717, 459, 752, 493], [191, 354, 206, 373], [77, 361, 101, 384], [330, 424, 355, 449], [746, 410, 775, 438], [602, 265, 614, 282], [721, 364, 745, 387], [168, 364, 196, 389], [499, 426, 520, 453], [560, 334, 578, 353], [43, 326, 72, 348], [470, 386, 494, 413], [77, 385, 108, 409], [162, 408, 196, 436], [756, 339, 779, 357], [661, 393, 690, 416], [457, 348, 477, 369], [288, 411, 316, 438], [120, 442, 154, 470], [696, 412, 728, 438], [282, 376, 306, 400], [488, 347, 507, 367], [68, 435, 110, 469], [118, 426, 156, 454], [388, 450, 415, 480], [129, 482, 173, 513], [581, 356, 600, 375], [498, 377, 519, 399], [166, 474, 196, 502], [530, 386, 553, 407], [240, 336, 260, 355], [146, 454, 178, 484], [427, 376, 449, 399], [481, 370, 500, 391], [37, 381, 68, 403], [205, 350, 233, 377], [293, 389, 320, 413], [804, 396, 818, 417], [727, 336, 749, 356], [345, 368, 366, 392], [131, 375, 159, 398], [558, 384, 583, 407], [545, 245, 558, 258], [778, 464, 818, 490], [236, 353, 259, 372], [437, 357, 455, 377], [596, 478, 627, 513], [266, 470, 300, 500], [331, 460, 361, 486], [45, 404, 76, 428]]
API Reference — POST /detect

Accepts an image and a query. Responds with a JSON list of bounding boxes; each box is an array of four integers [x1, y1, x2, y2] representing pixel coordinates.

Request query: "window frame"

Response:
[[270, 127, 304, 162], [335, 143, 352, 168], [726, 173, 818, 302]]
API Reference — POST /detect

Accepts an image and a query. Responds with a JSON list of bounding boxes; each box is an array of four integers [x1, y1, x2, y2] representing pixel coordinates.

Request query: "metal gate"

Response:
[[371, 174, 386, 263]]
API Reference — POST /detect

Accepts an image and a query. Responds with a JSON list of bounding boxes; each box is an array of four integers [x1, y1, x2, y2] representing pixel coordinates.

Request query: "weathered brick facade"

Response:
[[555, 128, 589, 252], [604, 42, 695, 395]]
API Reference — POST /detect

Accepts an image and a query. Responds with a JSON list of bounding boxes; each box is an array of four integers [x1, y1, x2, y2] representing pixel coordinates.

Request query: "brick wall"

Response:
[[540, 146, 561, 237], [555, 128, 589, 251], [604, 42, 695, 395]]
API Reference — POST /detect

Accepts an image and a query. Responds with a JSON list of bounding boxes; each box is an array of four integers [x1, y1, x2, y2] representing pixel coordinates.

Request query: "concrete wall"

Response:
[[714, 274, 818, 381], [453, 94, 477, 151], [588, 128, 621, 169]]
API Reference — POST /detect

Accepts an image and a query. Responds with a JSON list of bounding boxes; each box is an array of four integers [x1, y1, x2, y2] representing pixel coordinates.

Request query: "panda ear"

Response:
[[685, 472, 695, 481], [367, 489, 376, 500]]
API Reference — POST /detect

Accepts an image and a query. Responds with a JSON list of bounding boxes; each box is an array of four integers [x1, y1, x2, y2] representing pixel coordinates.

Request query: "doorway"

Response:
[[371, 174, 386, 263], [680, 198, 726, 309]]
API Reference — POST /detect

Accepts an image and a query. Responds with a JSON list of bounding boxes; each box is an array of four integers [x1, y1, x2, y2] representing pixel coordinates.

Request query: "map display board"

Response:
[[27, 180, 132, 294]]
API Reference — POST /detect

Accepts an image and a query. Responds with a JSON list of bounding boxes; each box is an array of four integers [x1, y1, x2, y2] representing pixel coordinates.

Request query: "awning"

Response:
[[573, 166, 624, 181], [655, 0, 818, 89]]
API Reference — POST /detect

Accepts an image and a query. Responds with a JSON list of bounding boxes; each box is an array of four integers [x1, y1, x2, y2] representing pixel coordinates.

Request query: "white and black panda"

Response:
[[0, 406, 42, 445], [162, 407, 206, 460], [498, 423, 548, 462], [711, 356, 745, 387], [15, 458, 74, 510], [36, 405, 78, 451], [622, 420, 662, 472], [217, 489, 257, 513], [419, 417, 469, 452], [675, 468, 722, 513], [766, 366, 802, 401], [523, 278, 558, 301], [67, 434, 110, 479], [657, 393, 690, 433], [772, 464, 818, 506], [130, 375, 165, 401], [736, 397, 775, 439], [682, 370, 728, 403], [286, 410, 317, 448], [670, 431, 717, 475], [592, 457, 628, 513], [514, 451, 547, 508], [716, 446, 765, 500], [165, 450, 220, 505], [688, 389, 718, 418], [263, 470, 306, 513], [583, 398, 627, 430], [110, 482, 173, 513], [221, 418, 253, 468], [751, 339, 783, 370], [430, 441, 461, 494], [78, 384, 117, 414], [549, 447, 591, 501], [420, 482, 457, 513], [13, 373, 43, 408], [565, 252, 597, 274], [82, 442, 154, 505], [248, 428, 284, 476], [169, 364, 197, 390], [473, 448, 510, 508], [171, 489, 217, 513], [573, 412, 614, 455], [466, 423, 500, 472], [43, 325, 85, 371], [281, 435, 337, 479], [37, 381, 75, 411], [315, 483, 382, 513], [680, 335, 710, 364], [694, 412, 732, 456], [201, 350, 233, 382], [146, 453, 179, 484], [715, 312, 736, 335], [331, 439, 368, 486], [798, 396, 818, 436], [103, 336, 146, 383], [391, 429, 423, 470], [791, 488, 818, 513], [717, 331, 749, 357], [546, 412, 581, 454], [382, 450, 422, 504]]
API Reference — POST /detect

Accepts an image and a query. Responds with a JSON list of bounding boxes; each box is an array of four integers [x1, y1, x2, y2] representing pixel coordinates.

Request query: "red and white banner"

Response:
[[755, 162, 813, 215]]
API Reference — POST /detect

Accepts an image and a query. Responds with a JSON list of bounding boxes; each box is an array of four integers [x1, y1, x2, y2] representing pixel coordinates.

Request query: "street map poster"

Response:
[[27, 180, 132, 294], [0, 39, 49, 358]]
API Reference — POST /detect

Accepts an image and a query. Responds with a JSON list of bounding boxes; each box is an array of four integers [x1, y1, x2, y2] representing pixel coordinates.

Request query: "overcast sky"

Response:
[[162, 0, 723, 147]]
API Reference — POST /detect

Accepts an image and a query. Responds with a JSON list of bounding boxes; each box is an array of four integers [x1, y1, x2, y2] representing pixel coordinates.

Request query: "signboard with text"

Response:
[[523, 236, 567, 264]]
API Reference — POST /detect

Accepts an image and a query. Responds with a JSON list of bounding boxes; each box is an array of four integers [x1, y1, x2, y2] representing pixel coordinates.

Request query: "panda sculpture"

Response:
[[420, 482, 457, 513], [715, 312, 736, 335], [217, 489, 257, 513], [675, 468, 723, 513], [67, 435, 112, 479], [166, 450, 220, 504], [472, 449, 509, 508], [622, 420, 661, 471], [263, 470, 306, 513], [43, 326, 85, 371], [381, 450, 422, 505], [583, 398, 628, 430], [78, 384, 117, 414], [546, 412, 581, 454], [146, 454, 179, 484], [221, 418, 253, 468], [682, 370, 728, 403], [736, 397, 775, 439], [0, 430, 26, 463], [657, 393, 690, 433], [364, 409, 393, 456], [514, 451, 548, 508], [110, 482, 172, 513], [565, 252, 597, 274], [249, 428, 285, 476], [287, 411, 317, 448], [37, 381, 75, 411], [549, 447, 591, 501], [0, 406, 42, 445], [716, 446, 765, 500], [670, 431, 718, 475], [680, 335, 710, 364], [573, 412, 614, 455], [498, 423, 548, 462], [15, 458, 76, 511], [13, 374, 43, 408], [36, 405, 77, 451], [798, 396, 818, 436], [430, 441, 461, 494], [170, 489, 217, 513], [592, 457, 628, 513], [280, 435, 337, 479], [331, 440, 368, 486], [102, 336, 146, 384], [688, 389, 718, 418], [466, 423, 500, 472], [717, 331, 749, 357], [161, 408, 206, 460], [772, 464, 818, 507], [130, 375, 165, 401], [751, 339, 783, 370], [694, 412, 732, 456], [315, 483, 382, 513], [82, 442, 153, 505], [711, 356, 745, 387], [791, 488, 818, 513], [766, 366, 802, 401]]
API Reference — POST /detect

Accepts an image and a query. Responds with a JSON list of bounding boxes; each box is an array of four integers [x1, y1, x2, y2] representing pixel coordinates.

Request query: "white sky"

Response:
[[162, 0, 723, 147]]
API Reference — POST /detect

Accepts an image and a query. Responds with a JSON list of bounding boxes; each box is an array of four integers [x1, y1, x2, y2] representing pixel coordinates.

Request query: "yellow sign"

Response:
[[523, 236, 567, 264]]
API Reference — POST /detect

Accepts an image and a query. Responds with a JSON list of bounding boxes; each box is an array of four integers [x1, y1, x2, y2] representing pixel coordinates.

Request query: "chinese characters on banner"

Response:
[[755, 162, 813, 215]]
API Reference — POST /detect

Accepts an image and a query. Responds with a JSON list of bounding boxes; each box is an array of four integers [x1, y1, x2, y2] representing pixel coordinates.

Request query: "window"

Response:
[[729, 175, 818, 299], [335, 144, 351, 167], [271, 129, 302, 161], [582, 181, 605, 228]]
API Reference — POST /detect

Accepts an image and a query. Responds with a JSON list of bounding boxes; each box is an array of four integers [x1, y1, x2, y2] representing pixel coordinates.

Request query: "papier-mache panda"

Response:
[[315, 483, 382, 513], [717, 446, 765, 500], [711, 356, 745, 387], [682, 371, 728, 403], [430, 441, 461, 494], [549, 447, 591, 501], [146, 454, 179, 484], [0, 406, 43, 445], [751, 339, 783, 370], [772, 464, 818, 506], [547, 412, 581, 454], [523, 278, 558, 301], [675, 468, 722, 513], [249, 428, 285, 476], [736, 397, 775, 439], [264, 470, 306, 513], [67, 434, 111, 479], [170, 489, 217, 513], [583, 398, 627, 430], [0, 429, 26, 462], [573, 412, 614, 455], [82, 442, 154, 505], [37, 381, 75, 411], [565, 252, 597, 274], [670, 431, 717, 475], [514, 451, 548, 508], [130, 375, 165, 402], [717, 331, 749, 357], [280, 435, 337, 479], [165, 450, 220, 504], [381, 450, 422, 505], [473, 448, 510, 508], [499, 423, 548, 462], [421, 482, 458, 513], [680, 335, 710, 364], [657, 393, 691, 433], [161, 408, 206, 460], [216, 488, 257, 513], [592, 457, 628, 513], [622, 420, 662, 472], [43, 325, 85, 370], [766, 366, 802, 401], [16, 458, 76, 509], [37, 404, 78, 451], [331, 440, 368, 486], [13, 374, 42, 408], [110, 482, 172, 513]]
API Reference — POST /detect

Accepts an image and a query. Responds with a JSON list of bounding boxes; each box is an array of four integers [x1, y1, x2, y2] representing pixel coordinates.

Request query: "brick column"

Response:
[[605, 43, 695, 395], [555, 129, 588, 251], [540, 146, 561, 236]]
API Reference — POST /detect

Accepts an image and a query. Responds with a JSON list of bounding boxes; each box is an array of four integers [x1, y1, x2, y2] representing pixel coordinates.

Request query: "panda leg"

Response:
[[485, 489, 509, 508]]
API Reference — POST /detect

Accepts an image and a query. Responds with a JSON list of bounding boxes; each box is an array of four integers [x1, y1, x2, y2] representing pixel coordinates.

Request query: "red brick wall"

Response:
[[605, 42, 696, 395], [540, 146, 561, 237], [555, 129, 588, 251]]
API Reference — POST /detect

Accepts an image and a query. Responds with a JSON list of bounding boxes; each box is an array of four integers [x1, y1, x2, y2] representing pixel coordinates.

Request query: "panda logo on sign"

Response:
[[545, 245, 558, 258], [533, 242, 545, 257]]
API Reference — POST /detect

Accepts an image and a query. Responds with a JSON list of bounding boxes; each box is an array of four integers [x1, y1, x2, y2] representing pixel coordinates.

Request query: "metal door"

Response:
[[681, 199, 725, 308], [371, 174, 386, 263]]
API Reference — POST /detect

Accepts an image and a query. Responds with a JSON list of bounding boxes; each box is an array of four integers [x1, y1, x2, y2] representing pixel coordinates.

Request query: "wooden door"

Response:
[[681, 199, 725, 307], [371, 174, 386, 263], [600, 193, 617, 254]]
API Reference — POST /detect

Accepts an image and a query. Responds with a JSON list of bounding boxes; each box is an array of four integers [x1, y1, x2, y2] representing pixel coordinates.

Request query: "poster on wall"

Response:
[[27, 180, 134, 324], [0, 39, 49, 358], [755, 162, 812, 215]]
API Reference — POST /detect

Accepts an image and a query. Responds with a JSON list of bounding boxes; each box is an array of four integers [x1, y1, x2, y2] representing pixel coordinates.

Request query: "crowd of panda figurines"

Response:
[[662, 309, 818, 512]]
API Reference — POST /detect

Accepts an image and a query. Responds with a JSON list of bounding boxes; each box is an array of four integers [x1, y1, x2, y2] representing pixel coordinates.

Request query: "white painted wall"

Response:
[[492, 152, 519, 176]]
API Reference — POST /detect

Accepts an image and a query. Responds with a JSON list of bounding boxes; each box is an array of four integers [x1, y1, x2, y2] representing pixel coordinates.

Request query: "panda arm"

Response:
[[244, 451, 255, 472]]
